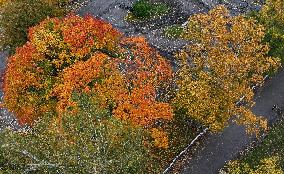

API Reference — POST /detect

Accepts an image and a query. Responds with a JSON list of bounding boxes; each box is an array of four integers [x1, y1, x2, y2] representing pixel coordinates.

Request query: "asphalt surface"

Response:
[[0, 51, 6, 102]]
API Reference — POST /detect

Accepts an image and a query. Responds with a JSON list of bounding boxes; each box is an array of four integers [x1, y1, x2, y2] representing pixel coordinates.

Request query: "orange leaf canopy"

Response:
[[3, 14, 173, 126]]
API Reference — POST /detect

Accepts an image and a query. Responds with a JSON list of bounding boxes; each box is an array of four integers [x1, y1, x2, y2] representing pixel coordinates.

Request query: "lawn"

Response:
[[126, 0, 170, 21]]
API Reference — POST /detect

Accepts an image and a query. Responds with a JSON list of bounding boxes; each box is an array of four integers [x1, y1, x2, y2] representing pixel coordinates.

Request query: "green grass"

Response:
[[164, 25, 184, 38], [126, 0, 170, 21]]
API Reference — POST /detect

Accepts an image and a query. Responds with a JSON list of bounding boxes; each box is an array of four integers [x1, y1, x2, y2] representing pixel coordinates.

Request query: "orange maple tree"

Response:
[[3, 14, 173, 133]]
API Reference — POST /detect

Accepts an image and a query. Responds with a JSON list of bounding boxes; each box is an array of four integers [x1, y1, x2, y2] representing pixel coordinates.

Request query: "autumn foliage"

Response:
[[0, 0, 69, 51], [3, 14, 173, 133], [252, 0, 284, 62], [174, 6, 280, 135], [225, 156, 284, 174]]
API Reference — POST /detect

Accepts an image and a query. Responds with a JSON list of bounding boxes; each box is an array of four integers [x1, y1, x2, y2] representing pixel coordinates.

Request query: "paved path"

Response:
[[177, 69, 284, 174], [0, 51, 7, 102]]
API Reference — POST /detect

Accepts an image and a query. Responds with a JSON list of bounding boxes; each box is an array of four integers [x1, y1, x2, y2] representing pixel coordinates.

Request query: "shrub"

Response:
[[0, 0, 68, 52], [130, 0, 169, 19], [164, 25, 184, 38]]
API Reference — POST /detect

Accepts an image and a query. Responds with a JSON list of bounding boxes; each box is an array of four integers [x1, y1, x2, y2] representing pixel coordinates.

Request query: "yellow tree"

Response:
[[252, 0, 284, 61], [174, 6, 280, 134], [260, 0, 284, 27]]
